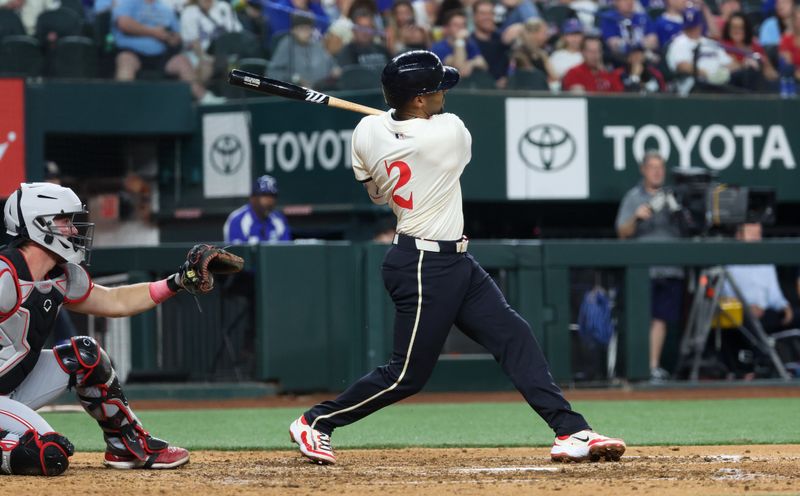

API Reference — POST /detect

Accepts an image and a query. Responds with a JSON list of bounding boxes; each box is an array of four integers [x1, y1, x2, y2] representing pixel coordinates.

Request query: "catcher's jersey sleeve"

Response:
[[351, 111, 471, 240], [0, 258, 21, 322]]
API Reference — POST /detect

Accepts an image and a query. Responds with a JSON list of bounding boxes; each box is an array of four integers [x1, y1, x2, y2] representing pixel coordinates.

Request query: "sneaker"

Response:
[[289, 415, 336, 465], [550, 430, 626, 463], [104, 446, 190, 469], [650, 367, 670, 383]]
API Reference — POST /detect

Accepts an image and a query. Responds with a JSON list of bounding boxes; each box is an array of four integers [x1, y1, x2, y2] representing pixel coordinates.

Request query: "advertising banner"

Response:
[[0, 79, 26, 198]]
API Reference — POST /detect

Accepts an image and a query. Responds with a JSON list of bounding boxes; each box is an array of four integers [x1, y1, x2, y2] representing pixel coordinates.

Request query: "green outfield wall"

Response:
[[89, 239, 800, 390], [17, 83, 800, 208], [170, 92, 800, 216]]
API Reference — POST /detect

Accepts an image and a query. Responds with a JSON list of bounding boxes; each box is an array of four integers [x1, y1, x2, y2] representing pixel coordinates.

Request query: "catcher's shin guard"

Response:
[[0, 429, 74, 476], [53, 336, 168, 462]]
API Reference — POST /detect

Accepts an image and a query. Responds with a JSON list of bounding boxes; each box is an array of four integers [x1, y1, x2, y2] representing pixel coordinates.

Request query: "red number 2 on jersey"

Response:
[[385, 160, 414, 209]]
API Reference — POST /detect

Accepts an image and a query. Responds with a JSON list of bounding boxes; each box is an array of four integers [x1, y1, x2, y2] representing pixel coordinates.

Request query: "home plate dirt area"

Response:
[[6, 445, 800, 495]]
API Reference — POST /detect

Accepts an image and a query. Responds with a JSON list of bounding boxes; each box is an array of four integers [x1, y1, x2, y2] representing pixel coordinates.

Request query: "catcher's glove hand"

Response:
[[176, 244, 244, 295]]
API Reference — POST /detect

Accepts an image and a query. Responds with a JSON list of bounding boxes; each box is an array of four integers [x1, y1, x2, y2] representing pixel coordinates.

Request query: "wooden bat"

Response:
[[228, 69, 384, 116]]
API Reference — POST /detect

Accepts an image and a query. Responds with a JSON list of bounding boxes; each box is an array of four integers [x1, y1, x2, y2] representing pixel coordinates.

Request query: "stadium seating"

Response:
[[59, 0, 86, 17], [48, 35, 98, 78], [543, 5, 576, 29], [338, 66, 382, 90], [35, 7, 84, 48], [459, 69, 496, 90], [0, 9, 25, 40], [237, 57, 269, 76], [0, 35, 44, 77], [508, 69, 549, 91], [211, 31, 265, 62]]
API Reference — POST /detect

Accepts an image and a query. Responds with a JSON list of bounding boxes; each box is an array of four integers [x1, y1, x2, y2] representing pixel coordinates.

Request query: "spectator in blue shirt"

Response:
[[600, 0, 659, 59], [760, 0, 794, 47], [498, 0, 540, 44], [470, 0, 511, 86], [724, 222, 798, 332], [224, 175, 293, 244], [113, 0, 218, 102], [264, 0, 329, 41], [655, 0, 686, 48], [431, 9, 488, 78]]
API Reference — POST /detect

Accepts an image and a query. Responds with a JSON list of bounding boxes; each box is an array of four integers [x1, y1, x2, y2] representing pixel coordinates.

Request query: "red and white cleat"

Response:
[[550, 430, 626, 463], [289, 415, 336, 465], [104, 446, 190, 469]]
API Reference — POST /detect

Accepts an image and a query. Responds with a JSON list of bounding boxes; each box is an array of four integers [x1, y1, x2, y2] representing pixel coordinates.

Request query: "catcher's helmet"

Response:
[[4, 182, 94, 265], [381, 50, 460, 109]]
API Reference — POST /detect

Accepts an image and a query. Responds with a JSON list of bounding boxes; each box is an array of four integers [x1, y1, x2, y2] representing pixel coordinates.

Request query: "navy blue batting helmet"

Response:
[[381, 50, 460, 109], [252, 174, 279, 196]]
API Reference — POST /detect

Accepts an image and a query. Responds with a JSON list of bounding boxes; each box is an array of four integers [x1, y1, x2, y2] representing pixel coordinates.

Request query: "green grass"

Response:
[[42, 398, 800, 452]]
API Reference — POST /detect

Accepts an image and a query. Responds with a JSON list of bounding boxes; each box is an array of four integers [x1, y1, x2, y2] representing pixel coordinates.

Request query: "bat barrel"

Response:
[[228, 69, 310, 102]]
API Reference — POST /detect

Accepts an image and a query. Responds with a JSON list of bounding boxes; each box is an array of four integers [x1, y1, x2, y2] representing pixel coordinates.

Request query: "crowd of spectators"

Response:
[[1, 0, 799, 98]]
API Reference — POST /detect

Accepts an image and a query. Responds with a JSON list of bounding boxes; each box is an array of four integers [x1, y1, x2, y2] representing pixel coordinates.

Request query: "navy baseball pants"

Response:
[[305, 240, 590, 437]]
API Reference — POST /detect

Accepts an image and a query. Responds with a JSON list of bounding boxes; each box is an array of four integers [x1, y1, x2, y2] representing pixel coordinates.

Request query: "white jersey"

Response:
[[351, 111, 472, 241]]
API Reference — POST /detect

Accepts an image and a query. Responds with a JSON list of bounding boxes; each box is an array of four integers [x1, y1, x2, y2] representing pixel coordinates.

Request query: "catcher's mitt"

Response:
[[179, 244, 244, 295]]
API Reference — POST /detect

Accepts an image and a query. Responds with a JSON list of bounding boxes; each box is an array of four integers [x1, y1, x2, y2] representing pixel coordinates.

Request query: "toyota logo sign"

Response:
[[518, 124, 576, 172]]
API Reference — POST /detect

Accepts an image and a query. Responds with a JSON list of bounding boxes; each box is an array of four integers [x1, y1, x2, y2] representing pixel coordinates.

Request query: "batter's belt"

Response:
[[392, 233, 469, 253]]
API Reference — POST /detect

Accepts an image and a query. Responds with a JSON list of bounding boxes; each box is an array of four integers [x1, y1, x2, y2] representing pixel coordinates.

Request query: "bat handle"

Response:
[[327, 96, 384, 116]]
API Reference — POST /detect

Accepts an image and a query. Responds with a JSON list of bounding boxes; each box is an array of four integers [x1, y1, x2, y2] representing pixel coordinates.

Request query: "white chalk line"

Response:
[[453, 466, 560, 474]]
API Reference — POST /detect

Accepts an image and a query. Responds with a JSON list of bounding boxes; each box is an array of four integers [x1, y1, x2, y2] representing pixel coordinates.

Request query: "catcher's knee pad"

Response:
[[0, 429, 74, 476], [53, 336, 163, 461], [53, 335, 113, 388]]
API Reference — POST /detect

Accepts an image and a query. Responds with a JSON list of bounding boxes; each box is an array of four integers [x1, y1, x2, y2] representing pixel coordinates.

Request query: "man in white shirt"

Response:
[[725, 223, 796, 332], [288, 50, 625, 467], [666, 8, 737, 94]]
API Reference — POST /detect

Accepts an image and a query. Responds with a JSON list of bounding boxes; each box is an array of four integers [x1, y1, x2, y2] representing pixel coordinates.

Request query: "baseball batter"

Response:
[[0, 182, 241, 475], [290, 50, 626, 465]]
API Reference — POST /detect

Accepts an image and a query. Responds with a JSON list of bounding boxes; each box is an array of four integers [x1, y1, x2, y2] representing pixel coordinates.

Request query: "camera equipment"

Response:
[[676, 266, 791, 380], [669, 168, 776, 236]]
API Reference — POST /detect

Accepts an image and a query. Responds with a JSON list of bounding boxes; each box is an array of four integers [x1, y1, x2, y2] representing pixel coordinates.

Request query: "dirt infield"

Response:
[[7, 445, 799, 495]]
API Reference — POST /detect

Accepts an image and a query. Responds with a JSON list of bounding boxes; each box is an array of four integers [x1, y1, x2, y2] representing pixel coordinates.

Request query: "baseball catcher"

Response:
[[0, 182, 243, 475]]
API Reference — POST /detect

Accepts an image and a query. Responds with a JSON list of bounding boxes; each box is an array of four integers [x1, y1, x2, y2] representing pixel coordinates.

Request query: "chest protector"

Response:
[[0, 247, 93, 394]]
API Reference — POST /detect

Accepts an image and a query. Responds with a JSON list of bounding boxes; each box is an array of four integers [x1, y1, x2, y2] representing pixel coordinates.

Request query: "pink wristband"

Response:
[[149, 279, 177, 304]]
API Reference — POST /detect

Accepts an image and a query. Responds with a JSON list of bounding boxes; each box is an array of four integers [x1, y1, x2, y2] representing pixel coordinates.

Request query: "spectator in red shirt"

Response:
[[612, 43, 666, 93], [562, 36, 623, 93], [779, 6, 800, 82], [721, 12, 779, 91]]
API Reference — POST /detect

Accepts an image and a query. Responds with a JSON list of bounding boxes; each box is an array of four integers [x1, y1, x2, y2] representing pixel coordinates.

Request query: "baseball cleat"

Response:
[[104, 446, 190, 469], [550, 430, 626, 463], [289, 414, 336, 465]]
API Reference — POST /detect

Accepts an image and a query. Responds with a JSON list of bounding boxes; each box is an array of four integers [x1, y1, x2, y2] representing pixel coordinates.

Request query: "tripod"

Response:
[[676, 266, 791, 381]]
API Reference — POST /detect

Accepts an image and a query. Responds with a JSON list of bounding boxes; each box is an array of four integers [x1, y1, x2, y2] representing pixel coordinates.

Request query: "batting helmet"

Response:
[[381, 50, 460, 110]]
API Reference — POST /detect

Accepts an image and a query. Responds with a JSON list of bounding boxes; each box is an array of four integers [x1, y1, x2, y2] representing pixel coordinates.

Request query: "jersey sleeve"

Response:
[[224, 210, 246, 244], [0, 257, 21, 323], [455, 116, 473, 169], [350, 121, 373, 183]]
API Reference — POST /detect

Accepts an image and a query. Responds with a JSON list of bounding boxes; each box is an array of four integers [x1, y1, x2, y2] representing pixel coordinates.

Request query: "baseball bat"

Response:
[[228, 69, 384, 116]]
